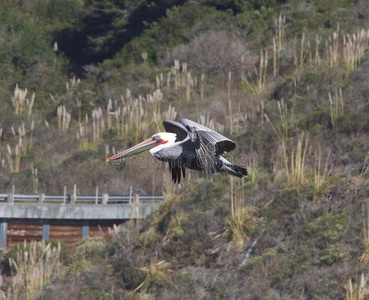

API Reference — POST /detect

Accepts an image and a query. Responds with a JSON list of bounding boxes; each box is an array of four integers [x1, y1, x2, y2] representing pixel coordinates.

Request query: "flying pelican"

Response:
[[107, 119, 247, 183]]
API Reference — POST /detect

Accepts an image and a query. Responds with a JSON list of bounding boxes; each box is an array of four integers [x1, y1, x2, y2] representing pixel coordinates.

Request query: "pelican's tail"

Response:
[[228, 164, 248, 178], [217, 156, 248, 178]]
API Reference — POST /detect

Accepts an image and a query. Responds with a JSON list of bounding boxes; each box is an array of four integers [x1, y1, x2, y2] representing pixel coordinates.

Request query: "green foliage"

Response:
[[0, 6, 67, 90], [263, 187, 300, 219], [239, 248, 278, 272], [72, 237, 107, 261], [32, 0, 84, 32], [116, 5, 236, 65], [235, 6, 276, 48], [300, 213, 347, 249], [47, 239, 68, 264], [334, 111, 367, 135]]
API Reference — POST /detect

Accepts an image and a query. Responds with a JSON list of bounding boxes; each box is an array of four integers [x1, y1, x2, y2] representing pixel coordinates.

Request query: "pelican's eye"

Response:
[[152, 135, 163, 143]]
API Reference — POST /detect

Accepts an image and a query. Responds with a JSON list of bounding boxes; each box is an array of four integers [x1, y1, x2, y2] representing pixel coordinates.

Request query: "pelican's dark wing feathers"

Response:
[[169, 161, 186, 184], [179, 118, 236, 176], [163, 120, 188, 141], [162, 120, 189, 183]]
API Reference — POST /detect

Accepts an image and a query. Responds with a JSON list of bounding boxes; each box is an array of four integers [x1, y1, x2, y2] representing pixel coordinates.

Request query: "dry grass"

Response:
[[273, 14, 286, 78], [360, 202, 369, 264], [360, 152, 369, 180], [345, 273, 369, 300], [57, 105, 71, 132], [31, 165, 38, 193], [133, 260, 173, 295], [228, 71, 233, 134], [313, 146, 331, 195], [265, 97, 296, 141], [0, 240, 61, 300], [343, 29, 369, 72], [329, 88, 344, 127], [11, 85, 35, 116], [273, 133, 309, 188], [6, 144, 21, 174], [244, 49, 268, 95], [224, 178, 261, 248], [285, 23, 369, 72]]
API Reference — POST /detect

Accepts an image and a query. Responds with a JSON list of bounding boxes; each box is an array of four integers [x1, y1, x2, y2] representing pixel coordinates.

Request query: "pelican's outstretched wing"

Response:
[[179, 118, 236, 176], [163, 120, 188, 141]]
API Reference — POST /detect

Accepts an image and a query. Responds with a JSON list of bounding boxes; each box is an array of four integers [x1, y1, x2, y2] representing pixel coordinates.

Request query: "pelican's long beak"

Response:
[[107, 138, 159, 162]]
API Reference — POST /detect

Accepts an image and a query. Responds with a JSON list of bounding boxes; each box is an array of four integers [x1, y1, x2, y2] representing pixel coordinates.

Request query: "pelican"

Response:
[[107, 119, 247, 183]]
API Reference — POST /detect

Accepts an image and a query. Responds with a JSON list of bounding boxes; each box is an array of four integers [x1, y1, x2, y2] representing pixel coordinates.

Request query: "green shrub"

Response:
[[72, 237, 107, 261], [299, 213, 347, 249]]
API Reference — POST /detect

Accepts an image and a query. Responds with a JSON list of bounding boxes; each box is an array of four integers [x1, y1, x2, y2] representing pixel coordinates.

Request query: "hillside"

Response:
[[0, 0, 369, 299]]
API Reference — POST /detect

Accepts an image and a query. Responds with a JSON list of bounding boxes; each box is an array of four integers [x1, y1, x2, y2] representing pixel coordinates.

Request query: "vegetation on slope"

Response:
[[0, 0, 368, 298]]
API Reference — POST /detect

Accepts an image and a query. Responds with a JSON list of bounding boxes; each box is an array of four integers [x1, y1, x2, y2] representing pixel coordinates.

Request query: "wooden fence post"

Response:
[[102, 194, 109, 205], [71, 184, 77, 204], [7, 193, 13, 204], [39, 193, 45, 204]]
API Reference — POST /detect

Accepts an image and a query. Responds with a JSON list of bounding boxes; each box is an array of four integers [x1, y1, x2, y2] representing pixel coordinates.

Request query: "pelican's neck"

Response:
[[149, 132, 177, 155]]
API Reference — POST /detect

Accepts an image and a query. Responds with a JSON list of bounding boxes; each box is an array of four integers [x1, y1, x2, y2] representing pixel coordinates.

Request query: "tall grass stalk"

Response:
[[260, 49, 268, 93], [224, 178, 261, 248], [31, 165, 38, 193], [245, 49, 268, 95], [286, 133, 309, 187], [6, 144, 21, 173], [315, 35, 321, 65], [66, 76, 80, 91], [257, 100, 265, 125], [345, 273, 369, 300], [360, 151, 369, 180], [172, 59, 180, 89], [248, 157, 258, 183], [6, 145, 13, 173], [277, 97, 295, 139], [11, 85, 35, 116], [300, 32, 305, 69], [273, 14, 285, 78], [265, 97, 295, 140], [360, 202, 369, 263], [200, 74, 205, 101], [57, 105, 71, 132], [274, 133, 309, 187], [228, 71, 233, 134], [314, 146, 331, 195], [77, 98, 82, 124], [181, 62, 187, 88], [186, 72, 193, 101], [329, 88, 344, 127], [29, 119, 34, 150]]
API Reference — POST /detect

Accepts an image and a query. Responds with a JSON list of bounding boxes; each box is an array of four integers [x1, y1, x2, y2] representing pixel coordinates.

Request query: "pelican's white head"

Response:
[[107, 132, 177, 162], [149, 132, 177, 155]]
